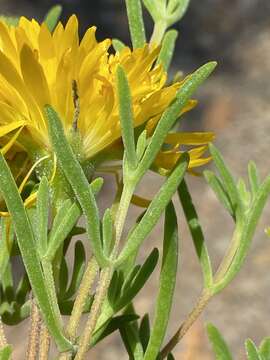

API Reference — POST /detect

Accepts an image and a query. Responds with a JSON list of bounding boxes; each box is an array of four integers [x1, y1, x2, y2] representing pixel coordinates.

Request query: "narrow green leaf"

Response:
[[90, 177, 104, 195], [45, 202, 81, 261], [125, 0, 146, 48], [144, 202, 179, 360], [102, 209, 114, 257], [204, 170, 235, 218], [136, 130, 147, 162], [117, 154, 189, 265], [139, 314, 150, 352], [36, 177, 50, 255], [0, 218, 13, 281], [167, 0, 190, 26], [209, 144, 241, 216], [157, 30, 178, 71], [116, 65, 137, 170], [59, 257, 69, 297], [246, 339, 262, 360], [45, 105, 109, 267], [0, 345, 12, 360], [0, 153, 71, 351], [259, 337, 270, 360], [90, 314, 139, 347], [115, 248, 159, 311], [237, 177, 251, 208], [63, 241, 86, 299], [248, 161, 260, 198], [167, 354, 175, 360], [178, 179, 213, 287], [213, 174, 270, 293], [112, 39, 125, 52], [137, 62, 216, 180], [120, 321, 144, 360], [207, 323, 233, 360], [44, 5, 62, 32]]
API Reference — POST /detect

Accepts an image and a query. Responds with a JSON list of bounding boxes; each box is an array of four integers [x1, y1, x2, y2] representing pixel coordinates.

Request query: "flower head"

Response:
[[0, 15, 213, 179]]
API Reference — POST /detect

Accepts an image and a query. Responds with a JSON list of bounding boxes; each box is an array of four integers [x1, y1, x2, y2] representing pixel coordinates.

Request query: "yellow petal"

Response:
[[165, 132, 215, 145]]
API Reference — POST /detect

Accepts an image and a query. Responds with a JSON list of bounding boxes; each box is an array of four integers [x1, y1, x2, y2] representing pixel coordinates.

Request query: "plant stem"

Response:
[[74, 267, 112, 360], [160, 289, 212, 358], [39, 324, 51, 360], [42, 260, 63, 328], [26, 297, 41, 360], [0, 316, 7, 348], [66, 258, 99, 342], [150, 20, 167, 45], [214, 224, 242, 284], [74, 182, 135, 359]]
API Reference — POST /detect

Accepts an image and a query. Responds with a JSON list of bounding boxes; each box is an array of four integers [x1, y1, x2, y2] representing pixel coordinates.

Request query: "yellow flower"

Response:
[[0, 15, 213, 179]]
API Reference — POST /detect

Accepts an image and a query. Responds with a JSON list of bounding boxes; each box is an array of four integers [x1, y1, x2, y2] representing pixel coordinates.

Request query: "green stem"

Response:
[[42, 260, 63, 328], [150, 20, 167, 45], [214, 223, 242, 284], [160, 289, 212, 359]]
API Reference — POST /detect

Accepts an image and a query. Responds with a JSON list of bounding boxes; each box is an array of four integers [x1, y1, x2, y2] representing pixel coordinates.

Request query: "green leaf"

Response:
[[59, 257, 69, 297], [0, 345, 12, 360], [112, 39, 125, 52], [137, 62, 216, 180], [248, 161, 260, 198], [44, 5, 62, 32], [45, 105, 109, 268], [117, 154, 189, 265], [63, 241, 86, 299], [157, 30, 178, 71], [167, 0, 190, 26], [139, 314, 150, 352], [237, 177, 251, 209], [90, 177, 104, 195], [259, 337, 270, 360], [96, 250, 158, 331], [115, 248, 159, 311], [125, 0, 146, 48], [0, 218, 13, 281], [209, 144, 242, 217], [213, 174, 270, 293], [102, 209, 114, 257], [204, 170, 235, 219], [178, 179, 213, 287], [120, 320, 144, 360], [45, 202, 81, 262], [91, 314, 139, 347], [246, 339, 262, 360], [144, 202, 179, 360], [167, 354, 175, 360], [207, 323, 233, 360], [15, 273, 30, 305], [36, 177, 50, 256], [136, 130, 147, 162], [0, 154, 71, 351], [116, 65, 137, 170]]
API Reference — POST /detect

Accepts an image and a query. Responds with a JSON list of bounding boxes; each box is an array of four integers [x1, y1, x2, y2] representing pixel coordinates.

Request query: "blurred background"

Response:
[[2, 0, 270, 358]]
